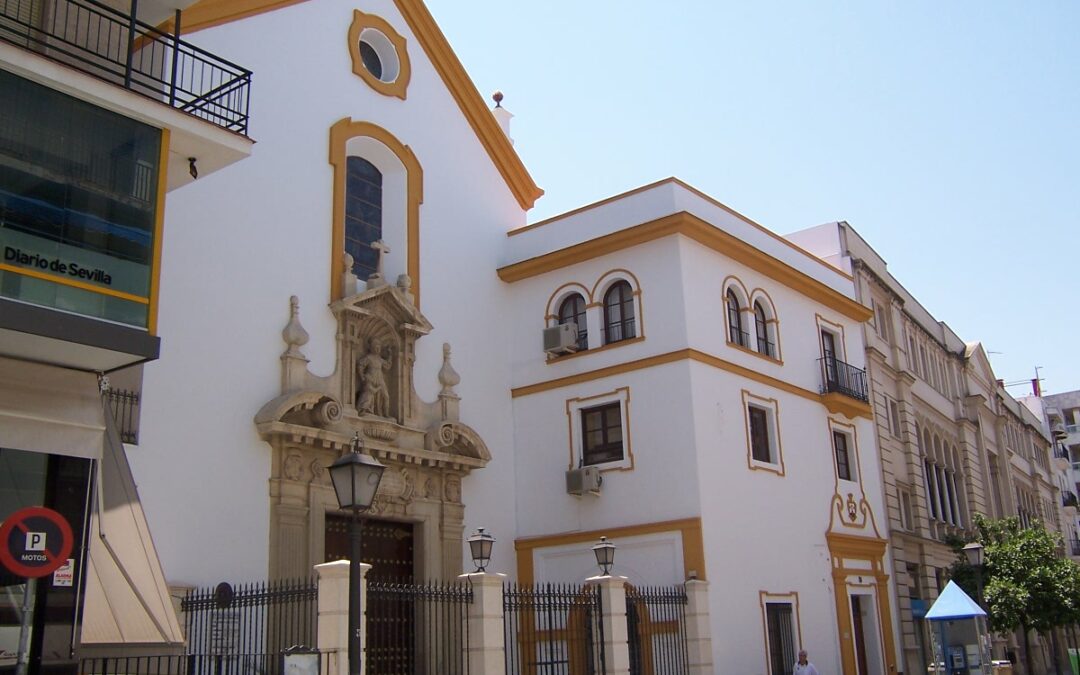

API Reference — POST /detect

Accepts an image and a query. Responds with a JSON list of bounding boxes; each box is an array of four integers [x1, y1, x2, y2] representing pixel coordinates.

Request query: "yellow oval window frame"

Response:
[[348, 9, 410, 99]]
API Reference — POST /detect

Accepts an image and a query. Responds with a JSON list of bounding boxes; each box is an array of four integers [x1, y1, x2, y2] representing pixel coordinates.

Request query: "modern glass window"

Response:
[[558, 293, 588, 350], [765, 602, 795, 675], [344, 156, 382, 281], [749, 405, 772, 464], [754, 301, 774, 357], [834, 430, 852, 481], [726, 290, 746, 346], [603, 281, 635, 344], [581, 402, 623, 465], [0, 70, 161, 328]]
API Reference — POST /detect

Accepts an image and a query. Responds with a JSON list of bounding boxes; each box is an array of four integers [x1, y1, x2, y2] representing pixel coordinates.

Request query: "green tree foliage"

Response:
[[948, 515, 1080, 634]]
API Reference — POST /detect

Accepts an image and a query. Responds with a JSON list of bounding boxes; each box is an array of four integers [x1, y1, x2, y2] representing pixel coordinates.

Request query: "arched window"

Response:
[[558, 293, 588, 350], [726, 290, 746, 347], [603, 281, 635, 344], [754, 301, 774, 357], [344, 156, 382, 280]]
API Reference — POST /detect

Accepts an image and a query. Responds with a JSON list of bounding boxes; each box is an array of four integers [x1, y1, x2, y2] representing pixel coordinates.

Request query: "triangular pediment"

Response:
[[331, 282, 433, 336]]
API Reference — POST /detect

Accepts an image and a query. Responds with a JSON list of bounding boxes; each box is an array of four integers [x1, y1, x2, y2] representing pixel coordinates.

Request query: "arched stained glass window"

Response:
[[344, 156, 382, 280]]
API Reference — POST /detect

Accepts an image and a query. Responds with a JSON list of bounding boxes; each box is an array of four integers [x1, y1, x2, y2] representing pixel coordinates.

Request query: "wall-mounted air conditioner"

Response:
[[543, 323, 579, 355], [566, 466, 602, 496]]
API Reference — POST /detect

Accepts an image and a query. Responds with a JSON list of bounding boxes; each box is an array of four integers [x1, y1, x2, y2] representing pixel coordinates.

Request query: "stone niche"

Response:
[[255, 275, 489, 581]]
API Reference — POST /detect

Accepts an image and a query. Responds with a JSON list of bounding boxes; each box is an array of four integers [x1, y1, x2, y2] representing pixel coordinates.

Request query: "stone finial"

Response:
[[342, 252, 358, 296], [439, 342, 460, 396], [396, 274, 414, 305], [282, 295, 309, 357]]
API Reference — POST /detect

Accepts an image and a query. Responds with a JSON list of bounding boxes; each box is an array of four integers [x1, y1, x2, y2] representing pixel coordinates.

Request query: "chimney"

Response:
[[996, 379, 1005, 389], [492, 91, 514, 145]]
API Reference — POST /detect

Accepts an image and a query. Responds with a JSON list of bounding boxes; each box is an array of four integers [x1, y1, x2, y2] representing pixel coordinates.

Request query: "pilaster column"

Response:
[[458, 572, 506, 675], [684, 580, 713, 674], [586, 575, 630, 675], [315, 560, 371, 675]]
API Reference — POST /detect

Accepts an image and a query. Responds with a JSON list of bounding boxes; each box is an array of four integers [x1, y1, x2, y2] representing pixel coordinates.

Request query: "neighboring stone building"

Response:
[[789, 221, 1064, 675], [1024, 390, 1080, 556]]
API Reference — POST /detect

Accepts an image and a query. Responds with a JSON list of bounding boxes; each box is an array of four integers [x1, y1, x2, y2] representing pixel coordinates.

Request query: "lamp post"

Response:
[[328, 433, 386, 675], [963, 541, 986, 610], [592, 536, 616, 576], [467, 527, 495, 573]]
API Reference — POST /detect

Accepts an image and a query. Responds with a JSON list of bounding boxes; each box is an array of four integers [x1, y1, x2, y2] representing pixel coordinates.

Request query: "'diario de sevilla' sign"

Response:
[[0, 507, 74, 578]]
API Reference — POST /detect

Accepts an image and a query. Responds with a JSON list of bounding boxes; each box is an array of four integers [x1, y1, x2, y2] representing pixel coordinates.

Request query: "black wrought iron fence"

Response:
[[504, 582, 605, 675], [603, 318, 636, 344], [0, 0, 252, 133], [626, 585, 689, 675], [365, 579, 471, 675], [105, 388, 140, 444], [181, 578, 317, 675]]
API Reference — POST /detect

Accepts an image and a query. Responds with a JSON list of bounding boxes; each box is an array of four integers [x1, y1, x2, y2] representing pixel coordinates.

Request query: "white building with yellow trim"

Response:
[[105, 0, 906, 672]]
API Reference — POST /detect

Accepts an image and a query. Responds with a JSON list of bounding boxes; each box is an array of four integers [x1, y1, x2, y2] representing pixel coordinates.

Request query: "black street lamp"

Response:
[[467, 527, 495, 573], [592, 536, 616, 576], [328, 433, 386, 675], [963, 541, 986, 609]]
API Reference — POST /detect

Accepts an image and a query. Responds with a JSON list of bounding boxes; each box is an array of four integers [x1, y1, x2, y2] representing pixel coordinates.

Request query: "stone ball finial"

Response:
[[439, 342, 461, 394], [282, 295, 309, 354], [492, 90, 503, 108]]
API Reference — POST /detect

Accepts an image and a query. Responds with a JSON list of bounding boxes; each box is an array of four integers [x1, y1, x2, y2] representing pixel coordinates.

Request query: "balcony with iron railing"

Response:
[[0, 0, 252, 134], [1071, 538, 1080, 557], [818, 355, 869, 403], [1063, 491, 1078, 510]]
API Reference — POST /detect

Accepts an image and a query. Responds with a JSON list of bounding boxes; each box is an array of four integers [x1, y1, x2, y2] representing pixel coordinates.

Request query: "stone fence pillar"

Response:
[[586, 575, 631, 675], [315, 560, 371, 675], [459, 572, 506, 675], [684, 579, 714, 673]]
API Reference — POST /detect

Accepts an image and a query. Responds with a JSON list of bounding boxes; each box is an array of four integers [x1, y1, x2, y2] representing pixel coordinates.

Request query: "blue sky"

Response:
[[426, 1, 1079, 397]]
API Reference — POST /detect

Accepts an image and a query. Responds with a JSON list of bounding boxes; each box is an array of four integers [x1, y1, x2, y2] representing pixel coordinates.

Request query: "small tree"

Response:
[[949, 515, 1080, 674]]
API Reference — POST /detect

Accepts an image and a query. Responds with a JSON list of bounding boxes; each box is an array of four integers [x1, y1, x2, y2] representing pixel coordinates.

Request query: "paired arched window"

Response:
[[558, 293, 588, 350], [344, 156, 382, 280], [754, 301, 774, 357], [603, 281, 636, 344], [726, 290, 746, 347]]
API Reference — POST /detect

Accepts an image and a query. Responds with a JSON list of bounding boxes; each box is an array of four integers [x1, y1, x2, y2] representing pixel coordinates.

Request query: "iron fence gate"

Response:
[[364, 579, 471, 675], [81, 578, 317, 675], [503, 583, 605, 675], [625, 585, 689, 675]]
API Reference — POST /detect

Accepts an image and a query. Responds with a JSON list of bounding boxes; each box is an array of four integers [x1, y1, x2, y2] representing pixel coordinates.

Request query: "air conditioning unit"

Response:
[[543, 323, 579, 355], [566, 466, 602, 496]]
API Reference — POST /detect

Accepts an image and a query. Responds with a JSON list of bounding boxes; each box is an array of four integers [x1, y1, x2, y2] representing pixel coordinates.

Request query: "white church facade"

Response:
[[121, 1, 901, 673]]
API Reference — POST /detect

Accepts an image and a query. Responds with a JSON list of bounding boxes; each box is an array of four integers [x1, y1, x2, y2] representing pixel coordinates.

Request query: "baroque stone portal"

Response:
[[255, 274, 489, 580]]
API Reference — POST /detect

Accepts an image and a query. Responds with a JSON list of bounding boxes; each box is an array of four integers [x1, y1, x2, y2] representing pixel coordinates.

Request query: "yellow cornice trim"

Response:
[[392, 0, 541, 210], [509, 177, 851, 282], [498, 212, 872, 322], [510, 347, 873, 419], [161, 0, 542, 210], [514, 517, 705, 584]]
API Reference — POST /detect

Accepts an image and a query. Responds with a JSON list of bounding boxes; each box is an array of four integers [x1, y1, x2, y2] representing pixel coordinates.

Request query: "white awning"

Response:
[[0, 356, 105, 459], [79, 399, 184, 649]]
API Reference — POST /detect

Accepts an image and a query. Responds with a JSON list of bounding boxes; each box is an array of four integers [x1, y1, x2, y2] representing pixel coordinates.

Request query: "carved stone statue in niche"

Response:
[[356, 337, 394, 417]]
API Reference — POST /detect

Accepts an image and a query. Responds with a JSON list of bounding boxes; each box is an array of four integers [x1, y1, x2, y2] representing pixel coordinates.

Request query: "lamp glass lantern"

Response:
[[962, 542, 985, 568], [329, 443, 386, 511], [592, 536, 616, 576], [467, 527, 495, 573]]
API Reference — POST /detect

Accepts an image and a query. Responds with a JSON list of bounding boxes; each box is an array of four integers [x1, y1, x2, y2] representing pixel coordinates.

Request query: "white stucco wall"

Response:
[[131, 0, 528, 585]]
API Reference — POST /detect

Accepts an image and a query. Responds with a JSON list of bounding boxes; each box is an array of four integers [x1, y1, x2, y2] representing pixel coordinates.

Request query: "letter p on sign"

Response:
[[25, 532, 46, 551]]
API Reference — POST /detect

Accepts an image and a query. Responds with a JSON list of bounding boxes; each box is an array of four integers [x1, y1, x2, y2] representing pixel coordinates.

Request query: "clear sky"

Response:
[[425, 0, 1079, 397]]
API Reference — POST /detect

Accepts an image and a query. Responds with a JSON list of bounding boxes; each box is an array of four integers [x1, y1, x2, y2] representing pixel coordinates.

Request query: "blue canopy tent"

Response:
[[925, 581, 992, 674]]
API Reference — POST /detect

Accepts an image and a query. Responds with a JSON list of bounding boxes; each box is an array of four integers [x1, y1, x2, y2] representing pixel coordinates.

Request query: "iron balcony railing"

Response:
[[603, 318, 636, 344], [819, 355, 869, 403], [1071, 538, 1080, 557], [0, 0, 252, 134], [105, 388, 140, 444], [1063, 491, 1079, 509]]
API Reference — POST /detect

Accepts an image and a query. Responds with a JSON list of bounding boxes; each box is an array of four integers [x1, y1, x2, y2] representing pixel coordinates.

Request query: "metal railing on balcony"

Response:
[[818, 355, 869, 402], [1071, 538, 1080, 557], [1064, 491, 1079, 509], [0, 0, 252, 134], [603, 318, 636, 345], [105, 388, 140, 444]]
